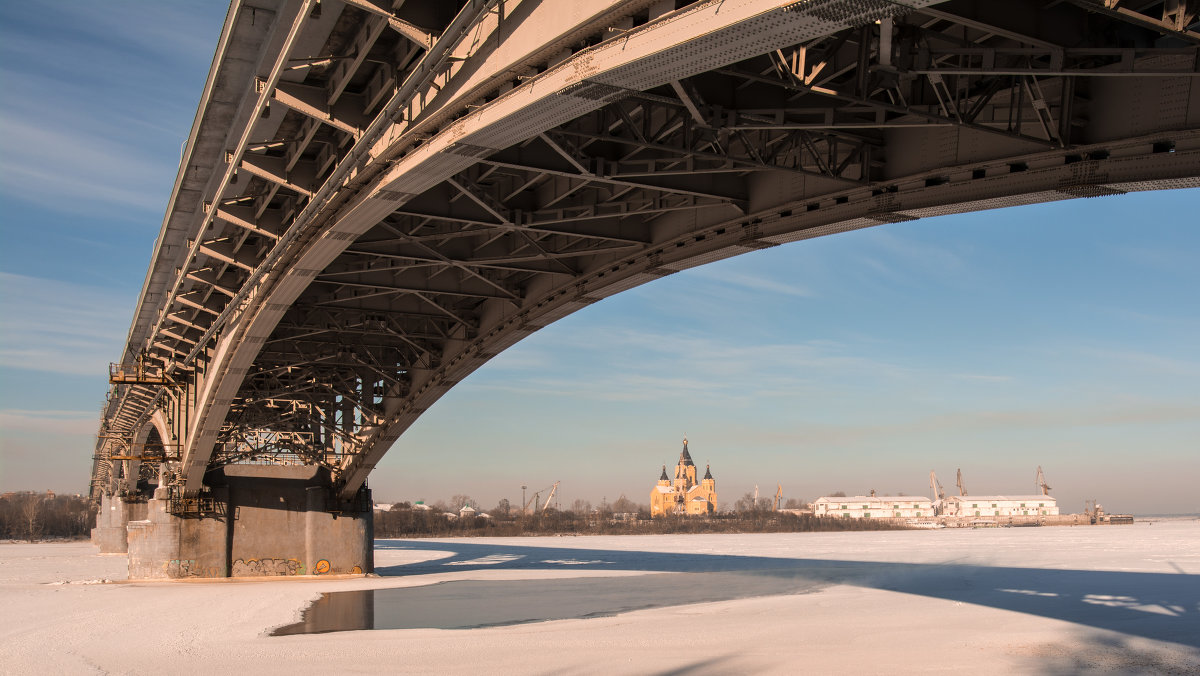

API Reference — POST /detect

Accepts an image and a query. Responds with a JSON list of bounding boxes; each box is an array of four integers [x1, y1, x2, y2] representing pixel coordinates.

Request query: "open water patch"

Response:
[[272, 569, 824, 635]]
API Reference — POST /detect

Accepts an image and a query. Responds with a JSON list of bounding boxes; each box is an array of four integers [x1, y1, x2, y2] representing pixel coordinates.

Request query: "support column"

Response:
[[304, 485, 374, 576], [125, 465, 372, 579], [91, 493, 147, 553]]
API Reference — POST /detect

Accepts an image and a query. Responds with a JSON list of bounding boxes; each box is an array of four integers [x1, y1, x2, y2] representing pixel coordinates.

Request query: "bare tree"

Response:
[[18, 494, 43, 542], [611, 495, 638, 514], [570, 499, 592, 514], [734, 492, 758, 514], [491, 498, 511, 517]]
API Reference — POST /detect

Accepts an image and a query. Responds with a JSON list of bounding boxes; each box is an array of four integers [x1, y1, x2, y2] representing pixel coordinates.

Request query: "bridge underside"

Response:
[[92, 0, 1200, 576]]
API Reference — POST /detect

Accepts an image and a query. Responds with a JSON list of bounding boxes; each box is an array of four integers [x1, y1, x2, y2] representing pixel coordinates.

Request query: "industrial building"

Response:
[[941, 496, 1059, 518], [805, 467, 1108, 527], [811, 496, 934, 519]]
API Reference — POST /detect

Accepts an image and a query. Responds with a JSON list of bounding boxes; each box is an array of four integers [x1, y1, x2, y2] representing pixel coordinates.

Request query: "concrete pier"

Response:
[[126, 465, 372, 579], [90, 494, 147, 553]]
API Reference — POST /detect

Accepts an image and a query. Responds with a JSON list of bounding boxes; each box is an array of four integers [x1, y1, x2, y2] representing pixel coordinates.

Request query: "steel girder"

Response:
[[94, 0, 1200, 501]]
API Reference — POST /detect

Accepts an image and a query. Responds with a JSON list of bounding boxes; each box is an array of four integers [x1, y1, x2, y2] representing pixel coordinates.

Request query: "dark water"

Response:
[[272, 570, 823, 635], [270, 540, 1200, 647]]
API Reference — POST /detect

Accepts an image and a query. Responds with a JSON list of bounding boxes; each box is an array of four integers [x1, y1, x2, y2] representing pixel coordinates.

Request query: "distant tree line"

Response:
[[0, 493, 97, 541], [374, 494, 908, 538]]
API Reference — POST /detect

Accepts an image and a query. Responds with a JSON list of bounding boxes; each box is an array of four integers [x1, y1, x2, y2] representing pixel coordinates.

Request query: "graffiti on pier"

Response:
[[313, 559, 331, 574], [232, 557, 304, 576], [164, 559, 219, 578]]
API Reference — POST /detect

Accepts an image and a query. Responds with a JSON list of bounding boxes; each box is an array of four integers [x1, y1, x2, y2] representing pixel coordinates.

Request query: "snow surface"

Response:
[[1, 520, 1198, 674]]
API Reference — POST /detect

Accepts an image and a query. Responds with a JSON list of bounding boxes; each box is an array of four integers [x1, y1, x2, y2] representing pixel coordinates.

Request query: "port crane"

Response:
[[929, 471, 946, 501], [541, 481, 559, 512], [1036, 466, 1052, 495], [930, 470, 947, 515], [523, 481, 560, 515], [774, 484, 783, 512], [956, 468, 968, 497]]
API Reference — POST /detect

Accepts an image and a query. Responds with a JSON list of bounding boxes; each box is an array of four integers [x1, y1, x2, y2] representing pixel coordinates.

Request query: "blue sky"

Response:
[[1, 3, 1196, 514]]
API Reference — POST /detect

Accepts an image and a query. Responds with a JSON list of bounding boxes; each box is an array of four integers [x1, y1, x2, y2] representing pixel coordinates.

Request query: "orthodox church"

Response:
[[650, 438, 718, 517]]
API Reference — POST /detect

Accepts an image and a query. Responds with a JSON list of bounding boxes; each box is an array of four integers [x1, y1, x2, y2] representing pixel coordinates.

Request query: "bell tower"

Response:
[[673, 437, 697, 491]]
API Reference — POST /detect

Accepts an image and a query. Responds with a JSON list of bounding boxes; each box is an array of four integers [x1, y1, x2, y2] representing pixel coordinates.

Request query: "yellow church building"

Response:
[[650, 438, 717, 517]]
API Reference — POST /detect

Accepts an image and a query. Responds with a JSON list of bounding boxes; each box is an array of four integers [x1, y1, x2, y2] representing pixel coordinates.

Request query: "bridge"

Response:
[[90, 0, 1200, 578]]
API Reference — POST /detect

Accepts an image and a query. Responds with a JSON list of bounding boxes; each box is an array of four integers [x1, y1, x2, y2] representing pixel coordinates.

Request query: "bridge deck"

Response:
[[93, 0, 1200, 503]]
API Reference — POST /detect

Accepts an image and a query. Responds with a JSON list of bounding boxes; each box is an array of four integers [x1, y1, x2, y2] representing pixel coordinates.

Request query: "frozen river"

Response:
[[2, 519, 1198, 673]]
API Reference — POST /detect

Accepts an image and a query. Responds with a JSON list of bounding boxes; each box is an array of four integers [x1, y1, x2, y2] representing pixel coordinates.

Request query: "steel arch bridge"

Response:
[[93, 0, 1200, 510]]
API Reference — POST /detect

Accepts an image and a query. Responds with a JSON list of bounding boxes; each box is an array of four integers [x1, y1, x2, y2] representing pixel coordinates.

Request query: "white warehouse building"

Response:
[[812, 496, 934, 519], [941, 495, 1058, 518]]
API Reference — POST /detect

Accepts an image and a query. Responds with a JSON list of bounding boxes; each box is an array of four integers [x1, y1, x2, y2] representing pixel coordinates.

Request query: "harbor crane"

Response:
[[930, 470, 947, 515], [1036, 466, 1052, 496], [522, 481, 559, 515], [956, 468, 968, 497], [541, 481, 559, 513], [774, 484, 783, 512], [930, 471, 946, 502]]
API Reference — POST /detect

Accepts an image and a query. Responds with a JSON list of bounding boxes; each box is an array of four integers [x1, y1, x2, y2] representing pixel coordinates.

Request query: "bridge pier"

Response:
[[91, 493, 147, 554], [126, 466, 372, 579]]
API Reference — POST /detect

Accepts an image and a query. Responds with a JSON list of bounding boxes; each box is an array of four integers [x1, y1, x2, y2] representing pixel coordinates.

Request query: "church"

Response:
[[650, 438, 718, 517]]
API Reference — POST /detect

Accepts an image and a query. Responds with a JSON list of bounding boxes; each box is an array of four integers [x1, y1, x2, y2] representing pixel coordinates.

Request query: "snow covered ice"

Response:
[[2, 519, 1198, 674]]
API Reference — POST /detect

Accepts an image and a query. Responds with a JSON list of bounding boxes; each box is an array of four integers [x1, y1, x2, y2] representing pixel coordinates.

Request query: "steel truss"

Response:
[[94, 0, 1200, 500]]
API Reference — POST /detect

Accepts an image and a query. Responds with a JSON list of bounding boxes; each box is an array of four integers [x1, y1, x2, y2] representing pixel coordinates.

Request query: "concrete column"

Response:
[[89, 493, 108, 547], [127, 497, 182, 578], [93, 493, 138, 554], [305, 487, 323, 576], [125, 465, 372, 579], [299, 484, 373, 576]]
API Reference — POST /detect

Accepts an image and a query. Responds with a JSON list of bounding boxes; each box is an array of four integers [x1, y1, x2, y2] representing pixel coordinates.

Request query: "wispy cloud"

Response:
[[846, 230, 968, 285], [0, 3, 218, 86], [470, 327, 914, 403], [0, 272, 130, 375], [690, 268, 814, 297], [0, 111, 173, 215], [0, 2, 222, 219], [869, 230, 966, 270]]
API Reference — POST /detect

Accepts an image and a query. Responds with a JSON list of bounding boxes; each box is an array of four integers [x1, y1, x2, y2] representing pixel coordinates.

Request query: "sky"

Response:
[[0, 2, 1196, 515]]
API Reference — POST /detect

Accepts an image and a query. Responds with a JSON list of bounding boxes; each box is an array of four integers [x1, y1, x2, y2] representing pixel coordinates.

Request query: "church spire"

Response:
[[703, 464, 713, 480], [660, 465, 668, 481], [678, 437, 694, 466]]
